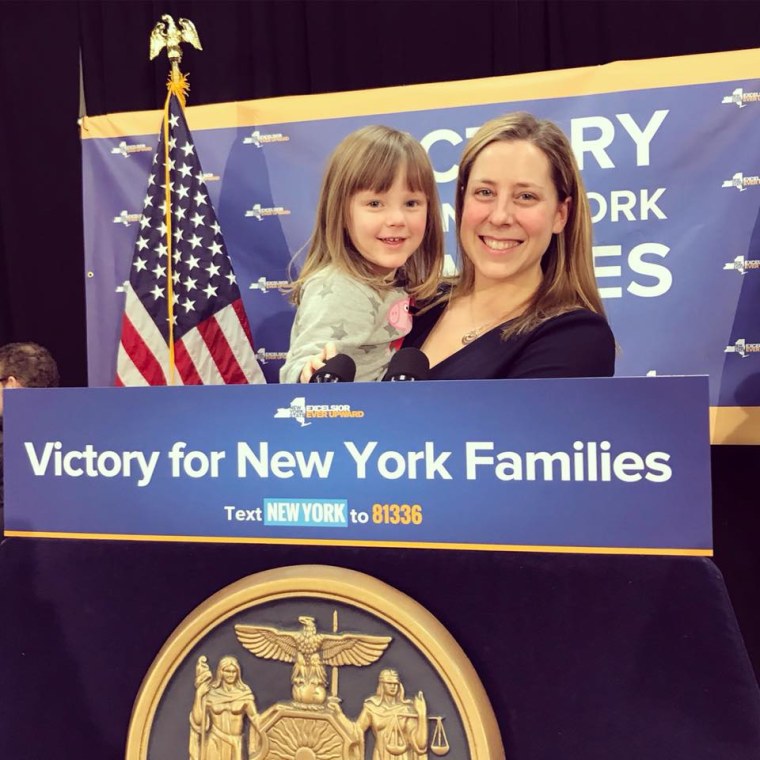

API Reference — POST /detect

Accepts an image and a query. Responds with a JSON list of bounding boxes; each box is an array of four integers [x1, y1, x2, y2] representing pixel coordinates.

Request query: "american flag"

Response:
[[116, 94, 265, 385]]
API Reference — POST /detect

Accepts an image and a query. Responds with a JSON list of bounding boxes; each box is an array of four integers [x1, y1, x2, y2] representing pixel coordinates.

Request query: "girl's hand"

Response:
[[299, 342, 338, 383]]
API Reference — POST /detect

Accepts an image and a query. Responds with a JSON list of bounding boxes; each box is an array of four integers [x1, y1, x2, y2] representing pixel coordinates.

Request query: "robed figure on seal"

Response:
[[189, 656, 261, 760], [355, 669, 428, 760]]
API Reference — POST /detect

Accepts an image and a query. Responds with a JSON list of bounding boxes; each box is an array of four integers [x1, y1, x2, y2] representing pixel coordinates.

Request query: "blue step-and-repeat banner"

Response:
[[81, 49, 760, 442], [3, 377, 712, 555]]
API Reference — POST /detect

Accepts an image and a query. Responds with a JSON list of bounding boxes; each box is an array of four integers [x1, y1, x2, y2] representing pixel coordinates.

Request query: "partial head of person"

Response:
[[376, 668, 404, 699], [0, 342, 59, 417], [292, 125, 444, 303], [379, 668, 400, 684], [454, 112, 604, 331], [213, 655, 243, 688]]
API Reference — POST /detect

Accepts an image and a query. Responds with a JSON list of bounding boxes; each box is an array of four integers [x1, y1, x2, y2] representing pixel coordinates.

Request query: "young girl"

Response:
[[279, 125, 444, 383]]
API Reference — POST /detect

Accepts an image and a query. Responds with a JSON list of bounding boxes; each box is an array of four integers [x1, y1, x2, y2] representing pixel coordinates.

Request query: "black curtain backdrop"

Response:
[[1, 0, 759, 681]]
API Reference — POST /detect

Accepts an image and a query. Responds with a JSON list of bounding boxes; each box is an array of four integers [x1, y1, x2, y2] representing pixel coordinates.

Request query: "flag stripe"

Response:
[[218, 301, 265, 384], [117, 314, 163, 386], [182, 326, 224, 384], [173, 338, 204, 385], [197, 312, 248, 384], [231, 298, 254, 342], [116, 344, 150, 387]]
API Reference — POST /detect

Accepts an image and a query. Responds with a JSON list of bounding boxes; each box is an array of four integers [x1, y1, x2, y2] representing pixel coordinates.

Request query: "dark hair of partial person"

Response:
[[0, 342, 60, 387], [453, 111, 607, 339], [288, 125, 444, 305]]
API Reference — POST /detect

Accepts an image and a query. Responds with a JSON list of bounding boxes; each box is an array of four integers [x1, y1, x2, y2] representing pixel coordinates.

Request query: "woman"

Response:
[[355, 669, 428, 760], [404, 111, 614, 379]]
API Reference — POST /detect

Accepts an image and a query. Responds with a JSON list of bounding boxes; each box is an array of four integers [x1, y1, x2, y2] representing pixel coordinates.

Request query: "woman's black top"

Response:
[[404, 303, 615, 380]]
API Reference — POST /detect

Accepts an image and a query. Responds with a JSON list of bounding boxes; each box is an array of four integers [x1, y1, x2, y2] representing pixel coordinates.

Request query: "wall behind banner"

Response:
[[1, 0, 760, 677]]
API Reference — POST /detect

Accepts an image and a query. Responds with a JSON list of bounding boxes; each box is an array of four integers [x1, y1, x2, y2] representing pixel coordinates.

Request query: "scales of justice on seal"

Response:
[[124, 19, 504, 760]]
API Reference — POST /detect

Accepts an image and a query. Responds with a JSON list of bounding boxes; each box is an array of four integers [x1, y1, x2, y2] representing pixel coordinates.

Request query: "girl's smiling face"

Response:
[[348, 171, 428, 276], [459, 139, 569, 290]]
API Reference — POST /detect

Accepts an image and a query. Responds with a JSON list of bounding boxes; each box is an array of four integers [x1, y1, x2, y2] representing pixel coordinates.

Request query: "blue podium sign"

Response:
[[3, 377, 712, 555]]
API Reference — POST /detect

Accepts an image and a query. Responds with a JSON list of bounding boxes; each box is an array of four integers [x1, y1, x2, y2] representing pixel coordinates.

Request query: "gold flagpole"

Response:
[[148, 15, 202, 384]]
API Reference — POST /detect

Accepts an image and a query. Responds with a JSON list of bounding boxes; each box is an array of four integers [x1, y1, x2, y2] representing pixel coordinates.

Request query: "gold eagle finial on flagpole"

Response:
[[149, 14, 202, 102]]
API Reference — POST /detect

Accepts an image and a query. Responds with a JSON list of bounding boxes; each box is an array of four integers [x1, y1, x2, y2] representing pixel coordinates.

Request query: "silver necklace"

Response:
[[461, 303, 527, 345], [461, 325, 487, 345], [461, 318, 503, 345]]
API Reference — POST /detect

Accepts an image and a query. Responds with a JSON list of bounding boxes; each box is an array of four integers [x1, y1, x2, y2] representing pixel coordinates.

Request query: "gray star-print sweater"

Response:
[[280, 265, 412, 383]]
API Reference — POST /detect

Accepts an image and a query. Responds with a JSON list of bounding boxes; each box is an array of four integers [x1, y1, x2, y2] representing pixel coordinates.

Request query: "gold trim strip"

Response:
[[4, 530, 712, 556], [81, 48, 760, 139], [709, 405, 760, 445]]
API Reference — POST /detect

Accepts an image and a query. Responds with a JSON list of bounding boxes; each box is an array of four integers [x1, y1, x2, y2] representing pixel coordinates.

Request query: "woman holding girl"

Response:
[[279, 125, 444, 383], [404, 111, 615, 379]]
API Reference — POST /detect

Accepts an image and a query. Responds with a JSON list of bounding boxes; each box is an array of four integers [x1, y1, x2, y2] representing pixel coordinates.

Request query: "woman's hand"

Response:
[[299, 342, 338, 383]]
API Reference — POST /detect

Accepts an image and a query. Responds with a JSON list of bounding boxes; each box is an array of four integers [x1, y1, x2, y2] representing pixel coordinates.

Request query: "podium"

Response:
[[2, 378, 759, 759]]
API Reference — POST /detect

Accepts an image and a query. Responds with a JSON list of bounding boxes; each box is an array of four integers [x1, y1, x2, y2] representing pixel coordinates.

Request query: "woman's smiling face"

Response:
[[459, 139, 569, 290]]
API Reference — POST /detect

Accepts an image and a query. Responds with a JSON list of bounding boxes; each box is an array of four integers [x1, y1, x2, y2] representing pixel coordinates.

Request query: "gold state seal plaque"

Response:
[[126, 565, 505, 759]]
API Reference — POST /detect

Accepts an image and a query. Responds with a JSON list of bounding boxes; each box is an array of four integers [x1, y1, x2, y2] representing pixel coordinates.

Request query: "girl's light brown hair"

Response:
[[454, 112, 606, 337], [289, 125, 443, 304]]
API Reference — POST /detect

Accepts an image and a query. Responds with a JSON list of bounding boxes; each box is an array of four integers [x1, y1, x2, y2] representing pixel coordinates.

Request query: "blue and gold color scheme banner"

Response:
[[81, 49, 760, 442], [4, 377, 712, 555]]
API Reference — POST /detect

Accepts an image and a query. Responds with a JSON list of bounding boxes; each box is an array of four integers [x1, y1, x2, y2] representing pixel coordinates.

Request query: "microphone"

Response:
[[382, 347, 429, 381], [309, 353, 356, 383]]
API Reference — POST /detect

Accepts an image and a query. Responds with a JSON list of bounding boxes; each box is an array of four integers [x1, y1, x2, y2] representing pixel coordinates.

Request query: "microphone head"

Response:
[[310, 353, 357, 383], [382, 347, 429, 381]]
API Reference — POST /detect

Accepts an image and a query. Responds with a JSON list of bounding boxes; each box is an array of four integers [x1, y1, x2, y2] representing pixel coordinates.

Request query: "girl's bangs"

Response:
[[401, 151, 430, 193], [353, 143, 428, 194]]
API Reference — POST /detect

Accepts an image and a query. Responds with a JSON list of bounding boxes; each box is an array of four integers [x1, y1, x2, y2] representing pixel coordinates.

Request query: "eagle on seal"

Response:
[[235, 615, 391, 692]]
